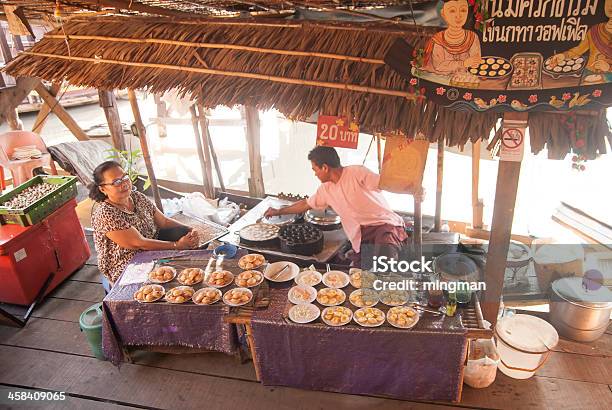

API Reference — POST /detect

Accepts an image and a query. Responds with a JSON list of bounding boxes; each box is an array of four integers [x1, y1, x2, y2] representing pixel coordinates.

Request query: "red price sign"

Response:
[[316, 116, 359, 149]]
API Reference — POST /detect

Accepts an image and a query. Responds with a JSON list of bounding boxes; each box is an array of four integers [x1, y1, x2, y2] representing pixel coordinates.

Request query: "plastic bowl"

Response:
[[214, 243, 238, 259]]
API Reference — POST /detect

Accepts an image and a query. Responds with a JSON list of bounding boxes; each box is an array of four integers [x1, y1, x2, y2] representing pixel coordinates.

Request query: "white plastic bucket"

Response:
[[495, 314, 559, 379]]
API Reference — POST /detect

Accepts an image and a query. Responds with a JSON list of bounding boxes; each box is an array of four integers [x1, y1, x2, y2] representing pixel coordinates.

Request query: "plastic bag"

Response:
[[180, 192, 218, 221], [464, 338, 500, 389], [210, 197, 240, 226]]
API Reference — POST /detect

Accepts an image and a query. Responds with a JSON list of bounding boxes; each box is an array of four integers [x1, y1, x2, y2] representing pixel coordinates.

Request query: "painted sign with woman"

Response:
[[385, 0, 612, 111]]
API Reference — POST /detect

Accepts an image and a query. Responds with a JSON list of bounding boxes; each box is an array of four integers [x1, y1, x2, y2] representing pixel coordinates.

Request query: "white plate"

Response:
[[192, 287, 222, 305], [264, 261, 300, 282], [176, 268, 204, 286], [379, 289, 410, 307], [234, 270, 264, 288], [386, 306, 420, 329], [148, 266, 177, 284], [348, 269, 378, 289], [349, 289, 380, 308], [353, 307, 386, 327], [288, 285, 317, 304], [321, 306, 353, 327], [223, 287, 253, 307], [322, 270, 350, 288], [294, 270, 323, 287], [205, 270, 235, 288], [164, 286, 195, 304], [134, 284, 165, 303], [316, 288, 346, 306], [288, 303, 320, 324]]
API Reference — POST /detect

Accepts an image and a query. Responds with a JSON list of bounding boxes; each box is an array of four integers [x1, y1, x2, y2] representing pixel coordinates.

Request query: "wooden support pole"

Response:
[[189, 105, 214, 198], [434, 137, 444, 232], [196, 103, 215, 195], [127, 89, 163, 211], [482, 112, 526, 325], [6, 108, 23, 130], [243, 106, 265, 198], [202, 108, 226, 192], [98, 90, 125, 150], [0, 77, 38, 126], [413, 188, 423, 260], [32, 82, 61, 135], [0, 27, 12, 62], [35, 82, 89, 141], [153, 93, 168, 138], [11, 35, 23, 52], [376, 134, 382, 173], [472, 139, 484, 229]]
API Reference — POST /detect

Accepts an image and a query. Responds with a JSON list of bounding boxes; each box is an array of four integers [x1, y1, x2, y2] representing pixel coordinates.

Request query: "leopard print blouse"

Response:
[[92, 191, 157, 283]]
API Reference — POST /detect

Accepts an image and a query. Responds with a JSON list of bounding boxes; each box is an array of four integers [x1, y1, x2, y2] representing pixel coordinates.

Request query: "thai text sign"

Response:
[[385, 0, 611, 112]]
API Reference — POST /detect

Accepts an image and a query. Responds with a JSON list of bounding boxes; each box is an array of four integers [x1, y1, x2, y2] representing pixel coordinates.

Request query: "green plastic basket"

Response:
[[0, 175, 78, 226]]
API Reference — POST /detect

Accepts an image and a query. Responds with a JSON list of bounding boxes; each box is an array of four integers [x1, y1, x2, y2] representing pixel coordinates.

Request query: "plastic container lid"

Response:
[[79, 302, 103, 329], [534, 244, 583, 264], [495, 314, 559, 354], [551, 277, 612, 309]]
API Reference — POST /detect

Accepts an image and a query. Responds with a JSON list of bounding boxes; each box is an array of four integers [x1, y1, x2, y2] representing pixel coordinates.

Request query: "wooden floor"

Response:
[[1, 233, 611, 410]]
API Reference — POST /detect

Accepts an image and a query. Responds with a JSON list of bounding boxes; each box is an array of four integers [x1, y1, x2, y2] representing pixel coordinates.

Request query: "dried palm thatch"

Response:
[[0, 0, 434, 20], [4, 15, 609, 156], [4, 16, 498, 147]]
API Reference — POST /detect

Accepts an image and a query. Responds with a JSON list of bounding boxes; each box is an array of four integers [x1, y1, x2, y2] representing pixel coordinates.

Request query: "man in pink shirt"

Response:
[[264, 146, 407, 267]]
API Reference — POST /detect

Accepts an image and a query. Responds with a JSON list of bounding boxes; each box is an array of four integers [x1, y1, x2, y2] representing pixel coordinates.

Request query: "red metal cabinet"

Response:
[[0, 199, 90, 305]]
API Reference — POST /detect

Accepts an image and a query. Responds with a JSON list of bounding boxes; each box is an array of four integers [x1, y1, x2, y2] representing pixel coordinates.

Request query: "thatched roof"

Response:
[[1, 0, 434, 20], [4, 15, 610, 157]]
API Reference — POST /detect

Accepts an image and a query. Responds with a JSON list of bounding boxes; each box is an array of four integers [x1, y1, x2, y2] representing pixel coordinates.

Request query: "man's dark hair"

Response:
[[308, 146, 341, 168]]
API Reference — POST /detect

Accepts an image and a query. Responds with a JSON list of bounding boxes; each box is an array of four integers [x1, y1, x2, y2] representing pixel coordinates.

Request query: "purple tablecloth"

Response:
[[251, 285, 468, 402], [102, 250, 240, 365]]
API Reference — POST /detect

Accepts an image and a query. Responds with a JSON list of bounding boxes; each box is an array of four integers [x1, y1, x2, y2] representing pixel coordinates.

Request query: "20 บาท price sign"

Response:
[[316, 116, 359, 149]]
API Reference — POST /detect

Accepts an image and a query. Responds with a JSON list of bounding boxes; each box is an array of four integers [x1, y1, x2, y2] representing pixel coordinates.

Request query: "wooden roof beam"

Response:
[[73, 0, 198, 18]]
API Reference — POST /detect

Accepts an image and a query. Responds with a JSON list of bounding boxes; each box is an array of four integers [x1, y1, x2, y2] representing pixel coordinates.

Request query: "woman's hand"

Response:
[[175, 230, 200, 250]]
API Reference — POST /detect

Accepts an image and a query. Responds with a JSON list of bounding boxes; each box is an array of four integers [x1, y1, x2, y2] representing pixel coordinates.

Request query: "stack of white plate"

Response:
[[12, 145, 42, 160]]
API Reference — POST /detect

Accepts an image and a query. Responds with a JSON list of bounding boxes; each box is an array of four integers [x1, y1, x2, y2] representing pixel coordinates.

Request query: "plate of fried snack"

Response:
[[386, 306, 420, 329], [316, 288, 346, 306], [134, 284, 165, 303], [321, 306, 353, 326], [353, 307, 386, 327], [238, 253, 266, 270], [192, 287, 222, 305], [165, 286, 195, 304], [206, 270, 234, 288], [322, 270, 350, 289], [148, 266, 176, 284], [294, 270, 323, 287], [288, 285, 317, 304], [349, 269, 378, 289], [349, 288, 379, 308], [223, 287, 253, 306], [177, 268, 204, 286], [379, 289, 410, 306], [235, 270, 264, 288], [288, 303, 320, 324]]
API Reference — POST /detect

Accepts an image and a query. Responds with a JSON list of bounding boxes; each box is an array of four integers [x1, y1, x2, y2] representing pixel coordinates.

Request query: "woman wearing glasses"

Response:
[[90, 161, 199, 286]]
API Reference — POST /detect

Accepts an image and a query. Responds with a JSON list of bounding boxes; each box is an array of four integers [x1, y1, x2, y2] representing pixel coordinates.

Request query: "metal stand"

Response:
[[0, 272, 54, 328]]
